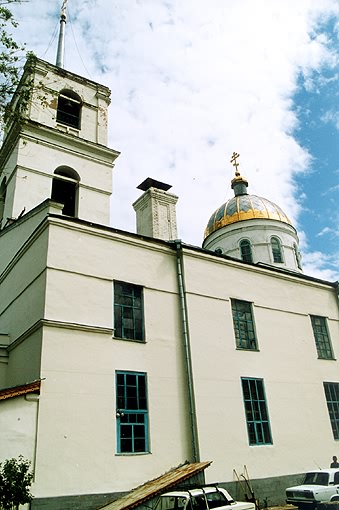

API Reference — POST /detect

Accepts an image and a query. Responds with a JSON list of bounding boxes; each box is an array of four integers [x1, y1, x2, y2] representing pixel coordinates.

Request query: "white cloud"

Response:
[[9, 0, 339, 280]]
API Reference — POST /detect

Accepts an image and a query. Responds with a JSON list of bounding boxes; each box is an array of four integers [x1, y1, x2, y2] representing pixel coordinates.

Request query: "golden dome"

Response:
[[204, 194, 292, 240]]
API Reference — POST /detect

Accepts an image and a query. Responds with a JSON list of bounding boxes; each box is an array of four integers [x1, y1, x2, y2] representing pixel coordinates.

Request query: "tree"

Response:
[[0, 1, 27, 132], [0, 456, 33, 510]]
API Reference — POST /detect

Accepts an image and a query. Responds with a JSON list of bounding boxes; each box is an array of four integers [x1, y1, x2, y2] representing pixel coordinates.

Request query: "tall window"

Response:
[[116, 371, 149, 453], [114, 281, 144, 341], [271, 236, 283, 263], [324, 382, 339, 440], [240, 239, 253, 263], [56, 90, 81, 129], [51, 166, 79, 217], [311, 316, 334, 359], [241, 378, 272, 445], [231, 299, 257, 350]]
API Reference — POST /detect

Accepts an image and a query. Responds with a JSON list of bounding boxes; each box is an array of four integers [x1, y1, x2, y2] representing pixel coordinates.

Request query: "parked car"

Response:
[[156, 486, 256, 510], [286, 468, 339, 508]]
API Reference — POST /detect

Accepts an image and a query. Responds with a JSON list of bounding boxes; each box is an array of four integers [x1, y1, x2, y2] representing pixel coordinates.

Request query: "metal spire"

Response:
[[56, 0, 67, 68]]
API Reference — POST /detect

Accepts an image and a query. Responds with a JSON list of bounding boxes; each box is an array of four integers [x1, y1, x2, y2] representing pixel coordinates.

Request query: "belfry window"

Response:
[[271, 236, 283, 263], [51, 167, 79, 217], [240, 239, 253, 263], [56, 90, 81, 129]]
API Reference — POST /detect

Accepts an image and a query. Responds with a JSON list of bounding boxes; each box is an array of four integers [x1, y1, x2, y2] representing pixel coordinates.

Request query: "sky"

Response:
[[8, 0, 339, 281]]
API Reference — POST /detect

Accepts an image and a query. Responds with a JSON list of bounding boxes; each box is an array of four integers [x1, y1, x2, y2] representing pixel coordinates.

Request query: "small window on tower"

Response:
[[240, 239, 253, 263], [56, 90, 81, 129], [271, 236, 283, 263]]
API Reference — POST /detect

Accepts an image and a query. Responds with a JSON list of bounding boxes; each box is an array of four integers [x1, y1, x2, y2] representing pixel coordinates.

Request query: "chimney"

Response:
[[133, 178, 178, 241]]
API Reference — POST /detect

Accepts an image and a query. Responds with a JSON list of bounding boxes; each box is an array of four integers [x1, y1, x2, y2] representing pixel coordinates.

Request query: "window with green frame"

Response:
[[116, 371, 149, 453], [323, 382, 339, 439], [114, 281, 144, 341], [311, 316, 334, 359], [241, 377, 272, 445], [231, 299, 257, 350]]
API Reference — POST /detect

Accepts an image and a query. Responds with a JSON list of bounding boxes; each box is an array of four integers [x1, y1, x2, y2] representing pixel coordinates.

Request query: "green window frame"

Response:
[[231, 299, 257, 350], [241, 377, 272, 445], [240, 239, 253, 263], [324, 382, 339, 440], [116, 371, 149, 453], [114, 281, 144, 341], [311, 316, 334, 359]]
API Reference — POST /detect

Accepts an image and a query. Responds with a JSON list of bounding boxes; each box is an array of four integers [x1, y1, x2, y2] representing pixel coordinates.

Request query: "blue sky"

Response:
[[8, 0, 339, 280]]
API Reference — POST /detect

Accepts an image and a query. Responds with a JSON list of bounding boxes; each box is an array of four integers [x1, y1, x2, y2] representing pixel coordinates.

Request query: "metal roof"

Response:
[[98, 461, 212, 510], [0, 380, 41, 401]]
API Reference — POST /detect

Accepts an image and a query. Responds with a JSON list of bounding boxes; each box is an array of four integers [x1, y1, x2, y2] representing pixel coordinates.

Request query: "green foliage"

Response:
[[0, 1, 29, 133], [0, 455, 33, 510]]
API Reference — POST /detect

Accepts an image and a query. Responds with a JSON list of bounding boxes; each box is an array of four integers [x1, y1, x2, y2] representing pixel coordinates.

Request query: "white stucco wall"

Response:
[[0, 395, 38, 463], [1, 216, 339, 501]]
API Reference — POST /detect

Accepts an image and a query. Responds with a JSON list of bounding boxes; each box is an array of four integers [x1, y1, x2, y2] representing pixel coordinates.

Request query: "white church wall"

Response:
[[5, 330, 42, 388], [1, 211, 339, 504], [0, 395, 38, 462], [181, 249, 339, 482]]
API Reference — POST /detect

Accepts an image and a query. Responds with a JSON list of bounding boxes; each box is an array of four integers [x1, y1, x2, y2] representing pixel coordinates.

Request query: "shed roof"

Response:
[[98, 461, 212, 510], [0, 380, 41, 401]]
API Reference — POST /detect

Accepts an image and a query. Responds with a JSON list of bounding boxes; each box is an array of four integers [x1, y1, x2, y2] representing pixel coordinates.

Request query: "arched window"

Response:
[[51, 166, 79, 217], [0, 177, 6, 225], [56, 89, 81, 129], [240, 239, 253, 263], [271, 236, 283, 263]]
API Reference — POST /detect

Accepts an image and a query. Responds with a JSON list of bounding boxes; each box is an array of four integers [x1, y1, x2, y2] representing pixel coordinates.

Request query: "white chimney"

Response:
[[133, 178, 178, 241]]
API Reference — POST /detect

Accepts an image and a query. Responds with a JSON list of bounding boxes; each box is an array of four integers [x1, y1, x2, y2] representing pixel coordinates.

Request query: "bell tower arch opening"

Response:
[[56, 89, 82, 129], [51, 166, 80, 217]]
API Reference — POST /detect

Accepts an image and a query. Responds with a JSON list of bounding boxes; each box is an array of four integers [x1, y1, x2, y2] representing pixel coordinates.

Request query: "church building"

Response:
[[0, 13, 339, 510]]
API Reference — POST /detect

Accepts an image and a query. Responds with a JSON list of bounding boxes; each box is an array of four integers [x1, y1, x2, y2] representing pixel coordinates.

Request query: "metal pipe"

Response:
[[173, 239, 200, 462], [56, 1, 67, 68]]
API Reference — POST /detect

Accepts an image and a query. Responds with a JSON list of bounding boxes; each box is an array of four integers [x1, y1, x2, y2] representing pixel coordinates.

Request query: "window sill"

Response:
[[116, 452, 151, 456], [113, 336, 146, 344], [236, 347, 260, 352], [56, 122, 80, 136]]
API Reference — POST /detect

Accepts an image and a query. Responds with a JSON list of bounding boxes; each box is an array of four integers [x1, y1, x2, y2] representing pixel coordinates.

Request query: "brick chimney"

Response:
[[133, 178, 178, 241]]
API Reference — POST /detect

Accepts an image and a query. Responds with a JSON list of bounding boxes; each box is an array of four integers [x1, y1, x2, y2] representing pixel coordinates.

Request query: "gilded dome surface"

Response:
[[204, 194, 292, 240]]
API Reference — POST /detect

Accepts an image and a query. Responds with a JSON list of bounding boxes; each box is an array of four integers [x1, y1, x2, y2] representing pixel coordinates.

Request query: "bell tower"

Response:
[[0, 49, 119, 228]]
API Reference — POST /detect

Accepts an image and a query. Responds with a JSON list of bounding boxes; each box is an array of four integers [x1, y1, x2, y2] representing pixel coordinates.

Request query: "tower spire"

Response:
[[56, 0, 67, 68]]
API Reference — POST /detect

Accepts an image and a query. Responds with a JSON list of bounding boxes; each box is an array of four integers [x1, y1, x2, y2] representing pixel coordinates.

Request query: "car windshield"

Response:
[[158, 496, 188, 510], [204, 491, 230, 508], [303, 472, 329, 486]]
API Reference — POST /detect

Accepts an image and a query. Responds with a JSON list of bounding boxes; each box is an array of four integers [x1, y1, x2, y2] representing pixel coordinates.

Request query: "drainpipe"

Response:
[[172, 239, 200, 462]]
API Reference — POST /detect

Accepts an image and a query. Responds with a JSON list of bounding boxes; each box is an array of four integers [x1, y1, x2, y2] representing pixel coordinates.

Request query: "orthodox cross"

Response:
[[230, 152, 240, 174]]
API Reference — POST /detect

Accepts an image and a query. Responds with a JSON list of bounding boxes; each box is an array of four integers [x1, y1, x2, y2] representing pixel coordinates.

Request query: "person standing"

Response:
[[330, 456, 339, 468]]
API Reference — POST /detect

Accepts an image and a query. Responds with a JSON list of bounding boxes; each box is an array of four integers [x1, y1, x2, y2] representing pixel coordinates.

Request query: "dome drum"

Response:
[[203, 155, 302, 273]]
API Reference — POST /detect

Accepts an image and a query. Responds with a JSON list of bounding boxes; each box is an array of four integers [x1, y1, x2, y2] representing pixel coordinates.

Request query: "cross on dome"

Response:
[[230, 151, 240, 176]]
